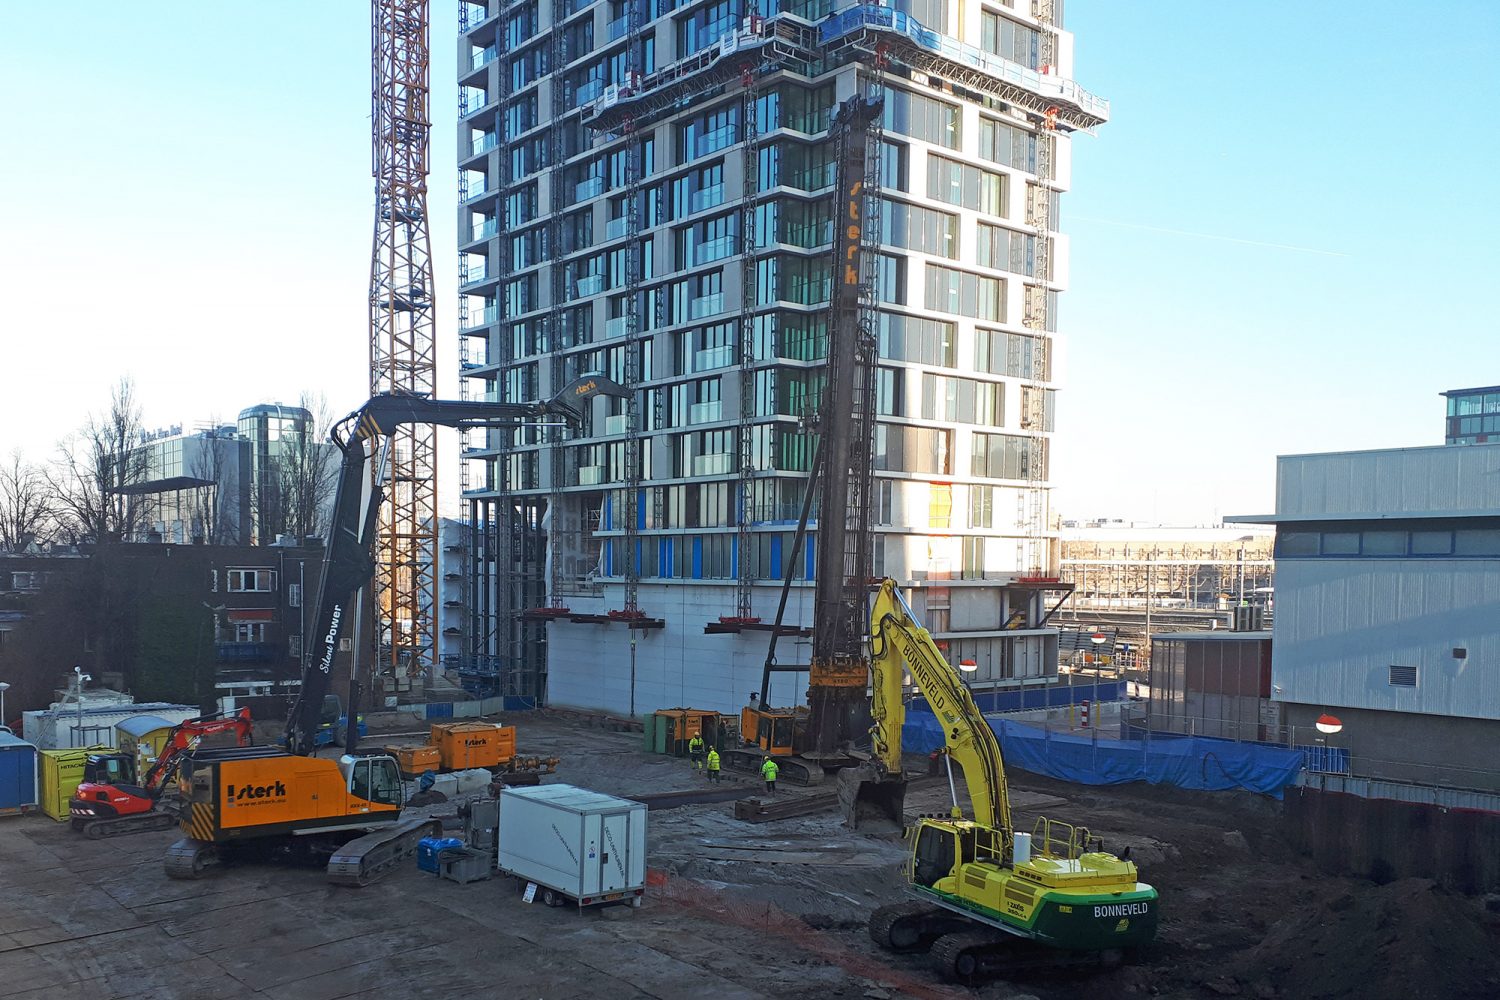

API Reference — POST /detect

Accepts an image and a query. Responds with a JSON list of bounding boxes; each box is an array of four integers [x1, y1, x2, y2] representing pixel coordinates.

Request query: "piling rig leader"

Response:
[[850, 579, 1158, 981], [164, 375, 628, 885]]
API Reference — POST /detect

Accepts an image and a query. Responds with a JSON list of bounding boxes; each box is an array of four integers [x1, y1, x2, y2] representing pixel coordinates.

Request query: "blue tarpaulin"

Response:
[[903, 711, 1305, 799]]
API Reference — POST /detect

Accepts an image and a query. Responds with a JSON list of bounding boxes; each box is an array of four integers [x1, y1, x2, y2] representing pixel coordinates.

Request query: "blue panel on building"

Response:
[[692, 537, 703, 579], [426, 703, 454, 720], [770, 535, 782, 573]]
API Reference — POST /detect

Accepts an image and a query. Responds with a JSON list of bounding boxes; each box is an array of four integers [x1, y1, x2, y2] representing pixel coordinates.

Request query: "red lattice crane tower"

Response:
[[369, 0, 437, 674]]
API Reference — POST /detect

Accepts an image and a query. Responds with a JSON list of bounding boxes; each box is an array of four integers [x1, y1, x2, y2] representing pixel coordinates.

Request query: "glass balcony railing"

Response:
[[609, 15, 629, 40], [605, 316, 629, 339], [470, 46, 497, 70], [469, 219, 498, 242], [693, 236, 735, 265], [575, 176, 605, 201], [574, 79, 604, 107], [691, 185, 725, 213], [470, 133, 498, 156], [605, 216, 629, 240], [692, 453, 733, 476], [694, 345, 733, 372], [689, 400, 724, 424], [463, 304, 500, 329], [604, 414, 630, 435], [690, 292, 725, 319], [575, 274, 604, 297], [578, 465, 606, 485]]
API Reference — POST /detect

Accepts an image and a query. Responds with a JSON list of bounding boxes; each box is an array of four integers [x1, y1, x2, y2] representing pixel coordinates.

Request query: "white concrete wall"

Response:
[[545, 582, 815, 716]]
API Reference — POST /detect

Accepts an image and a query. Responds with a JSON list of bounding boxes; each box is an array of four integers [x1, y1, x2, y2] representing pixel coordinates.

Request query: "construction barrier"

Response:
[[902, 710, 1304, 798]]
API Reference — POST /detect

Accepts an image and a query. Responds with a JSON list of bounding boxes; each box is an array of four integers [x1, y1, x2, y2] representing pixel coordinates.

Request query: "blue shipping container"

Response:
[[0, 731, 39, 815]]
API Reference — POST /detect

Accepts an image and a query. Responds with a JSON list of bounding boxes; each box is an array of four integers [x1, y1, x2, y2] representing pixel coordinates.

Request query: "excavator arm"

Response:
[[848, 579, 1012, 840], [284, 374, 629, 756], [143, 708, 254, 793]]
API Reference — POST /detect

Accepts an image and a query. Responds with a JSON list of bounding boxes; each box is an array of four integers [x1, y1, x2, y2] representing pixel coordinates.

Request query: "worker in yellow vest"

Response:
[[706, 748, 721, 783], [688, 732, 705, 770], [760, 756, 779, 794]]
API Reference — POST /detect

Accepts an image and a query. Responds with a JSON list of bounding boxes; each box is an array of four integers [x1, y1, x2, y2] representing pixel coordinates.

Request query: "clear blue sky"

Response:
[[0, 2, 1495, 522]]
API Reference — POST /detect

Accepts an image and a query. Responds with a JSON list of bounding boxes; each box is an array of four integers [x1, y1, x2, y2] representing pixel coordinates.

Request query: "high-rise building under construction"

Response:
[[456, 0, 1107, 713]]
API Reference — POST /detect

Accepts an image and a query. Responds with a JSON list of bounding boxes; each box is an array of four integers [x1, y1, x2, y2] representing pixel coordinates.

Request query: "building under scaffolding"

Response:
[[454, 1, 1108, 711]]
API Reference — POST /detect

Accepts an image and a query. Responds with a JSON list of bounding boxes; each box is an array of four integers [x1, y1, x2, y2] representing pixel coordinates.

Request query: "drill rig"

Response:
[[165, 376, 626, 884]]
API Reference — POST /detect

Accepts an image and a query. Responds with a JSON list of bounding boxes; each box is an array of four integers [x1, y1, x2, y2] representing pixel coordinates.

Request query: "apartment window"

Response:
[[927, 155, 1006, 216], [679, 104, 739, 161], [880, 140, 908, 192], [978, 117, 1039, 173], [980, 10, 1041, 69], [970, 485, 995, 528], [875, 425, 950, 474], [873, 479, 894, 527], [975, 328, 1047, 380], [878, 313, 955, 367], [874, 254, 905, 305], [882, 200, 958, 259], [961, 536, 986, 580], [1388, 665, 1418, 687], [1019, 385, 1055, 431], [925, 264, 1003, 321], [976, 223, 1035, 275], [921, 374, 1003, 426], [876, 367, 905, 417], [227, 569, 276, 593], [929, 483, 952, 529], [287, 583, 302, 608], [883, 88, 961, 148], [233, 622, 268, 643], [677, 0, 738, 56], [970, 432, 1045, 480]]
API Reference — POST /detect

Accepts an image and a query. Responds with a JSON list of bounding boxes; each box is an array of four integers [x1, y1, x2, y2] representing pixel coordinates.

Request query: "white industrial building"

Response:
[[1235, 443, 1500, 792]]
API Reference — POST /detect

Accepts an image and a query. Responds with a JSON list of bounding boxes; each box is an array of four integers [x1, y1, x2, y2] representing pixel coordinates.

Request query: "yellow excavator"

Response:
[[846, 579, 1158, 981]]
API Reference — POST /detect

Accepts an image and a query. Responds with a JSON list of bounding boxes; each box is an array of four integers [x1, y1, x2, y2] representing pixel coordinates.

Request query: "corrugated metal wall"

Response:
[[1276, 444, 1500, 518], [1273, 558, 1500, 718]]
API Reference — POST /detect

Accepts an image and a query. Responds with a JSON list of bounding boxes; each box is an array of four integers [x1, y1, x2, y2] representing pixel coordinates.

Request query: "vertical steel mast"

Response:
[[370, 0, 438, 674]]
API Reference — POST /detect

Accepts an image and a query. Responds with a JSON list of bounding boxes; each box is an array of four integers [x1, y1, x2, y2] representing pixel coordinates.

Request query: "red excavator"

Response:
[[69, 708, 254, 838]]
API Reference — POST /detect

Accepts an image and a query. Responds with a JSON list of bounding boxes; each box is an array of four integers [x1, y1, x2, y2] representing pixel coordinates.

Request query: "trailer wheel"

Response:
[[541, 887, 563, 907]]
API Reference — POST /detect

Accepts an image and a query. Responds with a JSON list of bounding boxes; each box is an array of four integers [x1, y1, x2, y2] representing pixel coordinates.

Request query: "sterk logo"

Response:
[[225, 781, 287, 805], [575, 379, 598, 396]]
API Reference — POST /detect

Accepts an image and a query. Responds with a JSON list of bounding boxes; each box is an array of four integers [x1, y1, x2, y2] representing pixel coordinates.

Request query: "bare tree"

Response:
[[274, 391, 339, 542], [48, 378, 153, 543], [0, 450, 53, 552]]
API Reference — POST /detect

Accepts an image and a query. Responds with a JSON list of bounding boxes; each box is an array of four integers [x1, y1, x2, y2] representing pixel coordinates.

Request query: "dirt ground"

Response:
[[1, 712, 1497, 1000]]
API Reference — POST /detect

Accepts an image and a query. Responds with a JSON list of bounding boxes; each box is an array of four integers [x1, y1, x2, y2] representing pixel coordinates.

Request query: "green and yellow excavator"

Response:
[[844, 579, 1158, 981]]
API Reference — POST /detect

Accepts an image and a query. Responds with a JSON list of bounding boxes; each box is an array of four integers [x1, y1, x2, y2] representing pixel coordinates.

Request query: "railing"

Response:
[[690, 292, 724, 318], [689, 400, 724, 424], [819, 5, 1109, 123], [604, 315, 629, 339], [215, 642, 276, 664], [604, 414, 629, 435], [574, 274, 604, 297], [694, 345, 733, 372], [605, 216, 630, 240], [460, 87, 491, 117], [460, 265, 489, 287], [692, 453, 733, 476], [608, 15, 629, 40], [575, 176, 605, 201], [468, 219, 497, 242], [693, 236, 735, 265], [463, 304, 500, 329], [470, 132, 498, 156], [691, 185, 725, 213], [470, 45, 497, 71], [574, 79, 604, 107], [578, 464, 606, 485]]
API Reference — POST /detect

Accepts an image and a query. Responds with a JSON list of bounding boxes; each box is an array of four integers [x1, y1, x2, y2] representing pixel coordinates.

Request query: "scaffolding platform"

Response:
[[703, 619, 814, 636]]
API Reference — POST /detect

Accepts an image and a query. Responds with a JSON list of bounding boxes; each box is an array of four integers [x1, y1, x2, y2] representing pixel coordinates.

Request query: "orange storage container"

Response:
[[386, 745, 440, 776], [429, 723, 515, 770]]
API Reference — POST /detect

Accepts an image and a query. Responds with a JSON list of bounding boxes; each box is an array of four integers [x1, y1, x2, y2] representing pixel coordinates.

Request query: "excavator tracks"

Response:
[[721, 748, 825, 785], [164, 837, 221, 880], [75, 811, 178, 840], [327, 817, 441, 887], [869, 901, 971, 953]]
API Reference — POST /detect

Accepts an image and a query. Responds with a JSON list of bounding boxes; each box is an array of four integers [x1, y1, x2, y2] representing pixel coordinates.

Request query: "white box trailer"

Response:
[[497, 784, 646, 909]]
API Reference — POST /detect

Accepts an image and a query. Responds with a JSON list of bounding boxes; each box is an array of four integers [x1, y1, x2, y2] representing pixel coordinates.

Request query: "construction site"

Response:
[[3, 0, 1499, 998]]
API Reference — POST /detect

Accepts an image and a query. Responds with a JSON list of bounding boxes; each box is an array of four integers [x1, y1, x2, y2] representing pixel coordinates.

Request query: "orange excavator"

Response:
[[69, 708, 254, 839]]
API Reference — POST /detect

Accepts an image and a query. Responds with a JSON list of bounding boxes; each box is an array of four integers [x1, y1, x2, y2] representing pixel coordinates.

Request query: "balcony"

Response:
[[460, 266, 490, 287], [604, 414, 629, 435], [470, 45, 497, 71], [605, 216, 630, 241], [462, 304, 500, 330], [608, 15, 629, 40], [689, 400, 724, 424], [470, 132, 498, 157], [467, 219, 498, 243], [693, 236, 735, 265], [575, 176, 604, 202], [578, 464, 606, 485], [215, 642, 277, 664], [574, 79, 604, 107], [575, 274, 604, 297], [604, 315, 629, 339], [691, 185, 725, 213], [695, 345, 733, 372], [460, 87, 491, 118], [692, 453, 733, 476], [690, 293, 724, 319]]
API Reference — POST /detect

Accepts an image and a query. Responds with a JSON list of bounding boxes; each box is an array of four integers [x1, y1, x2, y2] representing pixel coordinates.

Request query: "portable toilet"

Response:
[[115, 715, 174, 778], [0, 731, 39, 816]]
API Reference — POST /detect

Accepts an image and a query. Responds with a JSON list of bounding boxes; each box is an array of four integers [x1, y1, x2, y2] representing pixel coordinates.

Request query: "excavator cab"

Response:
[[340, 754, 403, 807], [82, 753, 135, 787]]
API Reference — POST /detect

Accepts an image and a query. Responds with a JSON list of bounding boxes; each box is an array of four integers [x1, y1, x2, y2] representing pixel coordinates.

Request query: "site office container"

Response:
[[429, 723, 515, 770], [652, 708, 721, 756], [0, 732, 39, 816], [497, 784, 646, 909], [39, 746, 113, 821]]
